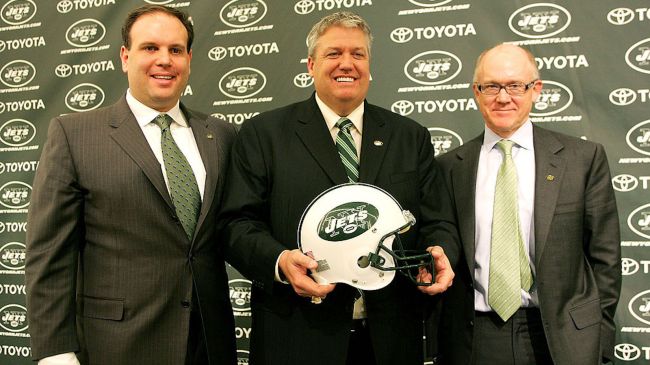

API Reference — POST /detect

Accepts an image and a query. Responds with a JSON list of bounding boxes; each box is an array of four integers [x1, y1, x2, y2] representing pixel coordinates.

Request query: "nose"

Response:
[[338, 53, 354, 70], [156, 50, 171, 66], [495, 87, 511, 103]]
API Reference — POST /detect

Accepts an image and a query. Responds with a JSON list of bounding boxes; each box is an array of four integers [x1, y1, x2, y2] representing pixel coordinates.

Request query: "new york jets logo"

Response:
[[317, 202, 378, 241]]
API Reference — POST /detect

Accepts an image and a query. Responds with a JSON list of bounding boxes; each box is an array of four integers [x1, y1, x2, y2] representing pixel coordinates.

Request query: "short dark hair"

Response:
[[121, 4, 194, 50]]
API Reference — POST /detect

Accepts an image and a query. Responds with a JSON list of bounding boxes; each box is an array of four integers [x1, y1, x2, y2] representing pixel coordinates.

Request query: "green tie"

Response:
[[153, 114, 201, 240], [335, 117, 359, 182], [488, 140, 533, 321]]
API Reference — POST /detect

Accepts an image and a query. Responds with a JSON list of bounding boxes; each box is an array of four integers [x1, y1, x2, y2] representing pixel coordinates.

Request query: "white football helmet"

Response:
[[298, 183, 433, 290]]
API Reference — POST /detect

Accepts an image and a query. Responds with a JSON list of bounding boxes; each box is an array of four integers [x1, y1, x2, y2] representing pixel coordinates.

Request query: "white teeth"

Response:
[[336, 77, 354, 82], [153, 75, 172, 80]]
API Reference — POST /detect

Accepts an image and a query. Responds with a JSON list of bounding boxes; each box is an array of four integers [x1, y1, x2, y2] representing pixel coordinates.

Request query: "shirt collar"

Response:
[[315, 93, 364, 134], [126, 89, 187, 128], [483, 120, 534, 152]]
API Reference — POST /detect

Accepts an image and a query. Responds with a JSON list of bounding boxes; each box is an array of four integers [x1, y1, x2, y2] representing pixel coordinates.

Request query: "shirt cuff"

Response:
[[38, 353, 80, 365]]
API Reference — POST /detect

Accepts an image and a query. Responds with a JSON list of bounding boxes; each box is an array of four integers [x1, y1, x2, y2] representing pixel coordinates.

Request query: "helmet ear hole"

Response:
[[357, 255, 370, 268]]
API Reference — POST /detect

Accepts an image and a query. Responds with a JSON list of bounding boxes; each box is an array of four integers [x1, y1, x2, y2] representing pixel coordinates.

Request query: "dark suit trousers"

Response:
[[346, 319, 376, 365], [471, 308, 553, 365]]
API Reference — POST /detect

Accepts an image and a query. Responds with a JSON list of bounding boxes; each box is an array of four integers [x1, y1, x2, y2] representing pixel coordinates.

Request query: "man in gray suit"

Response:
[[25, 5, 236, 365], [436, 43, 621, 365]]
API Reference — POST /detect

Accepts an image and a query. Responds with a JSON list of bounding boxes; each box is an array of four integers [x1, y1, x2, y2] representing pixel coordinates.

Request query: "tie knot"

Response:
[[496, 139, 514, 156], [154, 114, 172, 131], [336, 117, 353, 132]]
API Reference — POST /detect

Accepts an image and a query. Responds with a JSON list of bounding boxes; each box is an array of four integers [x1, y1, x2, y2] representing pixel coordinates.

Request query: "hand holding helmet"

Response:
[[277, 249, 336, 300], [417, 245, 455, 296]]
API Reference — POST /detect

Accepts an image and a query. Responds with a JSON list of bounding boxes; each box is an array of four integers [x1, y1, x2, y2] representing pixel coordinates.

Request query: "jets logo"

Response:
[[318, 202, 378, 242]]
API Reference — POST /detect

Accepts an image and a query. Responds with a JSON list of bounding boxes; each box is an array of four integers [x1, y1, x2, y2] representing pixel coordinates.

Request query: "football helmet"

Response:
[[298, 183, 434, 290]]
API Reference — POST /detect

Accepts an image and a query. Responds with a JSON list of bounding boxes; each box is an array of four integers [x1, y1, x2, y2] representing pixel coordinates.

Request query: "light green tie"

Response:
[[488, 140, 533, 321], [154, 114, 201, 240], [335, 117, 359, 182]]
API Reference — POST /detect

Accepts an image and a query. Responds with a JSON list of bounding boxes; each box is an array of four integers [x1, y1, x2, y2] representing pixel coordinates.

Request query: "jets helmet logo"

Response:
[[317, 202, 378, 241]]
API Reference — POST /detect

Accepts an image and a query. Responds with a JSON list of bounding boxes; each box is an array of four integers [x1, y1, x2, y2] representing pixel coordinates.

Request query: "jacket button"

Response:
[[181, 300, 191, 308]]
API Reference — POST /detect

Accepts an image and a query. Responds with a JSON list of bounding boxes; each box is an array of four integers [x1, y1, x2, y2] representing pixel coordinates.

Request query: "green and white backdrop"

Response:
[[0, 0, 648, 363]]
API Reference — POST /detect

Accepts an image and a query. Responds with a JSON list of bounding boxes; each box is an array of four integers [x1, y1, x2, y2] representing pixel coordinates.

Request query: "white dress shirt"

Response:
[[39, 91, 206, 365], [126, 89, 206, 199], [315, 93, 364, 155], [474, 121, 538, 312]]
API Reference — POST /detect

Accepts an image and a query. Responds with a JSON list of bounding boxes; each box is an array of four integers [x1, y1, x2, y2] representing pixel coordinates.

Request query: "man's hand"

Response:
[[417, 245, 454, 295], [278, 249, 335, 299]]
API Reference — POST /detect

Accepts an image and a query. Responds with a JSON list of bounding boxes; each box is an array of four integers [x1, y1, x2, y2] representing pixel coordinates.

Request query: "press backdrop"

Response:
[[0, 0, 648, 364]]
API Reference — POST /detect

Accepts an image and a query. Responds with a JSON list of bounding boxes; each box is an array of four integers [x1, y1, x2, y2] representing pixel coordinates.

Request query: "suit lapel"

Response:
[[453, 136, 482, 271], [109, 98, 174, 209], [185, 106, 218, 241], [359, 104, 389, 184], [294, 97, 348, 185], [533, 126, 565, 265]]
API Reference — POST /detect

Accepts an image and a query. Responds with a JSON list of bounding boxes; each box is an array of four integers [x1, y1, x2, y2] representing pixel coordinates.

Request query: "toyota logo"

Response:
[[612, 174, 638, 192], [213, 113, 227, 121], [294, 0, 315, 15], [615, 343, 641, 361], [208, 46, 228, 61], [293, 73, 313, 88], [609, 88, 637, 106], [390, 28, 413, 43], [621, 258, 640, 276], [391, 100, 415, 116], [0, 40, 6, 53], [55, 64, 73, 78], [56, 0, 73, 13], [607, 8, 635, 25]]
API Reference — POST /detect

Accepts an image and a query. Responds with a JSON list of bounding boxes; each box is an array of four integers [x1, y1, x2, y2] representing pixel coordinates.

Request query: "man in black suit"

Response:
[[25, 5, 236, 365], [219, 11, 459, 365], [436, 43, 621, 365]]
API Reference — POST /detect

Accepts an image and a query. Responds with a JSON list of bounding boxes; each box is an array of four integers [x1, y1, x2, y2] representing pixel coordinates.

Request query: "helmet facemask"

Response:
[[365, 210, 435, 286]]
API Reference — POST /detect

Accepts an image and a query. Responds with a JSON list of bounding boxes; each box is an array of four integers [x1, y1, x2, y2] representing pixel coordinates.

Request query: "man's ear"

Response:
[[120, 46, 129, 73]]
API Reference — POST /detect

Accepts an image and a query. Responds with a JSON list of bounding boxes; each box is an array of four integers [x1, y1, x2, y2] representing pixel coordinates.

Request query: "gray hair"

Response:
[[472, 43, 539, 83], [306, 11, 373, 58]]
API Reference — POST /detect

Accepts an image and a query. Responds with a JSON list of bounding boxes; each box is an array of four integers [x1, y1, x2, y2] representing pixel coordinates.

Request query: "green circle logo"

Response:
[[317, 202, 378, 242]]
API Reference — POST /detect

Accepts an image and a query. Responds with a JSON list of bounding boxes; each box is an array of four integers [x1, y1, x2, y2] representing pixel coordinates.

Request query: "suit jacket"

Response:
[[436, 125, 621, 365], [25, 97, 237, 365], [219, 95, 459, 365]]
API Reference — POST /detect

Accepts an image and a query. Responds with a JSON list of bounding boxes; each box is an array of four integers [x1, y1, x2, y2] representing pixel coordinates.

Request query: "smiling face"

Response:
[[473, 44, 542, 138], [307, 26, 370, 116], [120, 11, 191, 112]]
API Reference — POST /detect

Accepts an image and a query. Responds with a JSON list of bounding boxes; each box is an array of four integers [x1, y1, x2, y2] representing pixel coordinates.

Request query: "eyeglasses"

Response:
[[476, 80, 538, 96]]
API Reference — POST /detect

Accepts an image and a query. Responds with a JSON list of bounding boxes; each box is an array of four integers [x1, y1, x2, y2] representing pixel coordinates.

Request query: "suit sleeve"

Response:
[[25, 118, 83, 360], [219, 120, 286, 292], [415, 126, 461, 267], [583, 143, 621, 361]]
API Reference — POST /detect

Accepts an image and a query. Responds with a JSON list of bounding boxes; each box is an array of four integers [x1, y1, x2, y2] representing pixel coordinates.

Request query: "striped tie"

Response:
[[153, 114, 201, 240], [488, 140, 533, 321], [335, 117, 359, 182]]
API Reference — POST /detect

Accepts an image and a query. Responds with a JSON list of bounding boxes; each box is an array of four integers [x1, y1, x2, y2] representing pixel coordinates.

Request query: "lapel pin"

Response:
[[206, 133, 214, 139], [373, 140, 383, 146], [546, 175, 554, 181]]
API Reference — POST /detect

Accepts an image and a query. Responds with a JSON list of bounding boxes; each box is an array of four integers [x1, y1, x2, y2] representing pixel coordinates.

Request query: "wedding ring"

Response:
[[310, 296, 323, 304]]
